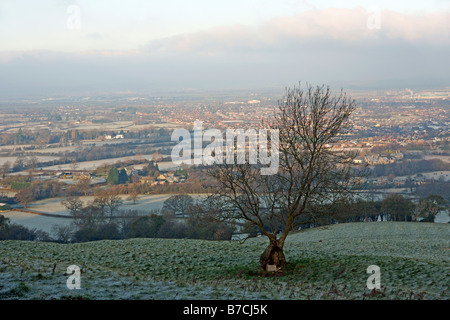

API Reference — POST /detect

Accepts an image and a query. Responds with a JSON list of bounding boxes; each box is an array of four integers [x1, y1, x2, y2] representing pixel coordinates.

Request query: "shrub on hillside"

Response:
[[125, 215, 165, 238], [97, 223, 121, 240], [157, 220, 188, 239], [0, 224, 37, 241], [72, 223, 121, 242], [73, 227, 101, 242]]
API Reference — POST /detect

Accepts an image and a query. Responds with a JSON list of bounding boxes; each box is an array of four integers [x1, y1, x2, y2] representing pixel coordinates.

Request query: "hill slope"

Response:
[[0, 222, 448, 300]]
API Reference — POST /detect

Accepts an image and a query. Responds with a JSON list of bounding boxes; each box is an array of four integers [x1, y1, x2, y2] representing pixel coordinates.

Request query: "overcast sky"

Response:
[[1, 0, 449, 96]]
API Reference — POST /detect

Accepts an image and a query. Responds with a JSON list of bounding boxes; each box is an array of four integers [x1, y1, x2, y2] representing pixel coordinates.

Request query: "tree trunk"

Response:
[[260, 237, 286, 272]]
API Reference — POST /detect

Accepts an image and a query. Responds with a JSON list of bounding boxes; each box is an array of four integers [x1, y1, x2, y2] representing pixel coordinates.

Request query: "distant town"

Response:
[[0, 87, 448, 226]]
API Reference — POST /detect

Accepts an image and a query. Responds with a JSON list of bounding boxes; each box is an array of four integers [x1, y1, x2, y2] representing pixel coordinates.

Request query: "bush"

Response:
[[420, 215, 436, 223], [185, 214, 233, 240], [126, 215, 165, 238], [97, 223, 121, 240], [0, 224, 36, 241], [72, 222, 121, 243], [34, 230, 53, 242], [73, 227, 101, 242], [213, 227, 233, 240], [52, 224, 74, 243], [157, 220, 188, 239]]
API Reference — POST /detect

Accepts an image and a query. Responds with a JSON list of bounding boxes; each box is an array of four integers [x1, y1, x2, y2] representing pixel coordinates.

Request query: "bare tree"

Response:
[[51, 224, 74, 243], [208, 83, 361, 271], [106, 192, 123, 220], [413, 194, 446, 222], [94, 190, 123, 221], [128, 185, 139, 204], [27, 156, 39, 170], [161, 194, 194, 217], [15, 187, 35, 209], [92, 191, 107, 212], [13, 154, 26, 172], [61, 196, 84, 217], [72, 204, 106, 229], [1, 161, 11, 177], [74, 174, 91, 196], [70, 159, 79, 171]]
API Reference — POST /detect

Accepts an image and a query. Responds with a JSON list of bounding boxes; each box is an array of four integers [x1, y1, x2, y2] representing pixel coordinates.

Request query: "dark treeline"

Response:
[[0, 194, 234, 243], [0, 210, 234, 243], [1, 193, 447, 243], [303, 193, 447, 228], [0, 179, 65, 209], [242, 193, 448, 235]]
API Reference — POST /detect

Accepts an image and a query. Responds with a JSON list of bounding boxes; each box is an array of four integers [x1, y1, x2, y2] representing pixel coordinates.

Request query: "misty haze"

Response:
[[0, 0, 448, 310]]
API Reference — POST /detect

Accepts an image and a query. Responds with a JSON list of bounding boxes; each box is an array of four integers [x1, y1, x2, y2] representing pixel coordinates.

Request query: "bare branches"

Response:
[[208, 82, 360, 262], [275, 83, 356, 206]]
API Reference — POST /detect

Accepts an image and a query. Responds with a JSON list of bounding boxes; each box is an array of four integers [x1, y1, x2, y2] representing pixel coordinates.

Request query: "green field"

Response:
[[0, 222, 448, 300]]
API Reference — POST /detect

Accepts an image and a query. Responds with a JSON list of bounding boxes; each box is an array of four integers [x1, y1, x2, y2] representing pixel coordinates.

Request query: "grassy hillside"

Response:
[[0, 222, 448, 300]]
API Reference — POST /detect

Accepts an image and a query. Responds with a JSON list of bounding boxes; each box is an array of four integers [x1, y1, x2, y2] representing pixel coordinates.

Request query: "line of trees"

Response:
[[54, 193, 234, 243], [12, 180, 64, 209], [0, 192, 447, 243], [324, 194, 446, 224], [238, 194, 448, 236], [57, 192, 448, 245], [0, 193, 234, 242], [0, 214, 53, 241]]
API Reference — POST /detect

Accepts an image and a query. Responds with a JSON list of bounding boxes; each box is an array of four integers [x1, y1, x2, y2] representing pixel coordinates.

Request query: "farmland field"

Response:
[[0, 222, 448, 300]]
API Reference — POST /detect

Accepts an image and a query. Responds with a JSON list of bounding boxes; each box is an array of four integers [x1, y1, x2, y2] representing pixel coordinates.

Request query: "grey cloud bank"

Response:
[[1, 7, 449, 95]]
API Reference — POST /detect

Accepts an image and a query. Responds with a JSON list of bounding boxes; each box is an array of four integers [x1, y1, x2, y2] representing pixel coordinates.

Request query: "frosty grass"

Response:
[[0, 222, 448, 300]]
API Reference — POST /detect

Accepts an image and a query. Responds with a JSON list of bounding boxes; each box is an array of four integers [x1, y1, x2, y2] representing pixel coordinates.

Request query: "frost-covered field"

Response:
[[0, 222, 448, 300], [2, 194, 206, 236]]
